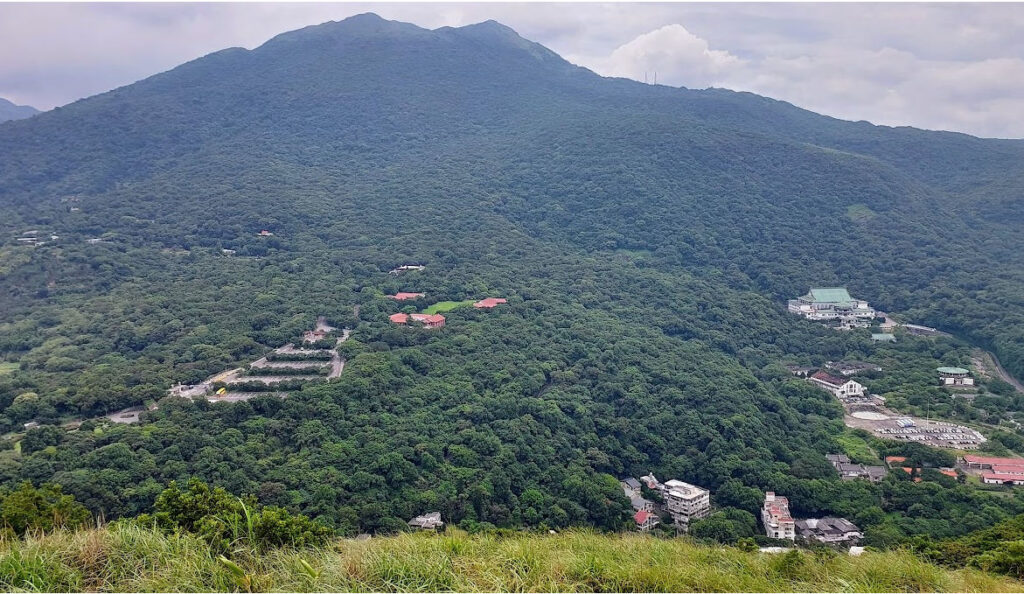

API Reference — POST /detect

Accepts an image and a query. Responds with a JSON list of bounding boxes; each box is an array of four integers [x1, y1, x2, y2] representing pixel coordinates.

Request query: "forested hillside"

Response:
[[0, 97, 38, 123], [1, 13, 1024, 548]]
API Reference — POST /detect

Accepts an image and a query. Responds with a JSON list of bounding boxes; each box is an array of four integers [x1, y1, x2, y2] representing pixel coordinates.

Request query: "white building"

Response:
[[809, 371, 865, 398], [408, 512, 444, 531], [662, 479, 711, 527], [937, 367, 975, 387], [762, 492, 796, 541], [788, 288, 875, 322]]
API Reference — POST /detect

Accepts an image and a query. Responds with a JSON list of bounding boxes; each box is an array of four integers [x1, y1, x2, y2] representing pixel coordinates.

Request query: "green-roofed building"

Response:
[[938, 366, 974, 386], [788, 286, 876, 324]]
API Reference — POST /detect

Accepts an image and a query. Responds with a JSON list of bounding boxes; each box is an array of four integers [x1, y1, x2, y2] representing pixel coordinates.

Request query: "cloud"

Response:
[[575, 24, 743, 87]]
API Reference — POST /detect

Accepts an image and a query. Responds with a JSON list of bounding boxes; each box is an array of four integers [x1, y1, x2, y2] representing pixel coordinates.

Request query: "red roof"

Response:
[[389, 292, 425, 301], [389, 313, 409, 324], [939, 469, 958, 478], [634, 510, 653, 524], [474, 298, 508, 309], [410, 313, 445, 326], [810, 370, 847, 386], [885, 456, 907, 464], [983, 473, 1024, 482], [963, 455, 1024, 467]]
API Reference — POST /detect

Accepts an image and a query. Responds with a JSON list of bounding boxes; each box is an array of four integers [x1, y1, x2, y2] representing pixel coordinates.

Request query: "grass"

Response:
[[0, 362, 18, 376], [845, 204, 878, 223], [422, 300, 475, 314], [0, 524, 1019, 592], [836, 429, 881, 464]]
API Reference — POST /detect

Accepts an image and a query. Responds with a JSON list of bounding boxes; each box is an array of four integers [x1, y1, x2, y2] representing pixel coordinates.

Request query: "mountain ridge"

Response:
[[0, 96, 39, 122]]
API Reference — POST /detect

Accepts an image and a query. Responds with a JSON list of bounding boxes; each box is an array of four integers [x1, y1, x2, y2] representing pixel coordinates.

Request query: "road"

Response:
[[329, 328, 351, 379], [989, 350, 1024, 393]]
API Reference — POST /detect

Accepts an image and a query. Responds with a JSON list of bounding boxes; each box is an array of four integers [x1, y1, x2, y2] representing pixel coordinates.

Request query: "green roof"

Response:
[[937, 366, 970, 375], [808, 287, 854, 304]]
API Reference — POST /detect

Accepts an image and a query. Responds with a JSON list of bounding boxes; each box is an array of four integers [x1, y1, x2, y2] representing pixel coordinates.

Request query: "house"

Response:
[[785, 364, 816, 378], [640, 473, 660, 490], [410, 313, 445, 329], [885, 456, 907, 467], [474, 298, 507, 309], [796, 517, 862, 544], [389, 313, 410, 325], [871, 333, 896, 343], [863, 466, 888, 482], [661, 479, 711, 527], [983, 474, 1024, 486], [23, 421, 39, 430], [825, 361, 882, 376], [620, 477, 642, 498], [826, 453, 851, 466], [303, 330, 328, 343], [937, 366, 975, 387], [408, 512, 444, 531], [258, 230, 274, 236], [788, 287, 875, 322], [633, 510, 659, 532], [762, 492, 796, 540], [388, 292, 425, 301], [630, 496, 654, 512], [389, 264, 426, 275], [827, 455, 886, 482], [809, 371, 865, 398], [961, 455, 1024, 475]]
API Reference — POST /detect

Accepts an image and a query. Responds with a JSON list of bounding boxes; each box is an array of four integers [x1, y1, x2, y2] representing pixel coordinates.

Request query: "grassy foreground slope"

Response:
[[1, 524, 1018, 593]]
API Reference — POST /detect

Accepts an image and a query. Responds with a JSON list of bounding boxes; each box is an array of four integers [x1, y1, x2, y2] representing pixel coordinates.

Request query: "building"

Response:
[[389, 313, 410, 325], [662, 479, 711, 527], [825, 361, 882, 376], [983, 474, 1024, 486], [408, 512, 444, 531], [871, 333, 896, 343], [808, 371, 865, 398], [258, 230, 274, 236], [630, 496, 654, 513], [640, 473, 660, 490], [620, 477, 642, 498], [388, 292, 425, 301], [474, 298, 507, 309], [785, 364, 816, 378], [389, 264, 426, 275], [788, 287, 875, 322], [303, 330, 328, 343], [634, 510, 659, 532], [827, 454, 886, 482], [961, 455, 1024, 475], [410, 313, 446, 329], [796, 517, 862, 545], [762, 492, 796, 541], [937, 366, 975, 387]]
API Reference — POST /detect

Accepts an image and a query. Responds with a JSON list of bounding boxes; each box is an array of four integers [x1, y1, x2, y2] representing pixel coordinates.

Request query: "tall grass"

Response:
[[0, 524, 1018, 592]]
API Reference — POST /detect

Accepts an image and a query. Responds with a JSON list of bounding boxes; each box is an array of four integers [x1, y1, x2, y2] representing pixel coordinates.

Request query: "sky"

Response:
[[1, 3, 1023, 138]]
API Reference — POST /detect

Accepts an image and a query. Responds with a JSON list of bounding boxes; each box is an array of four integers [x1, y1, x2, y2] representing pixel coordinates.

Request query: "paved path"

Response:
[[329, 328, 351, 379]]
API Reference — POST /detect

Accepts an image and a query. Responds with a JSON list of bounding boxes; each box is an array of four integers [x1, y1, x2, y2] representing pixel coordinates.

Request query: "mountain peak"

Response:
[[0, 97, 40, 123]]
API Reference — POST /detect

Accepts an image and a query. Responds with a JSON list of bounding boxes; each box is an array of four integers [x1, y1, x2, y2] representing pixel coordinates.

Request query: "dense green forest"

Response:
[[2, 13, 1024, 560]]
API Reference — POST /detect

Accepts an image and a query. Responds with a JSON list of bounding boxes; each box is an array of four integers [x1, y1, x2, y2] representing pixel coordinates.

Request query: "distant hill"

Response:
[[0, 97, 39, 122]]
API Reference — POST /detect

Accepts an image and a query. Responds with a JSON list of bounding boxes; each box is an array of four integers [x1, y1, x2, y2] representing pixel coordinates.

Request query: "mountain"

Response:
[[1, 14, 1024, 547], [0, 97, 39, 122]]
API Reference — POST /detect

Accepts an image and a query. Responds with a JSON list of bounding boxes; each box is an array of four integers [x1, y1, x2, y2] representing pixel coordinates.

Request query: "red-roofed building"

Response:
[[939, 469, 958, 479], [389, 313, 409, 325], [633, 509, 659, 532], [388, 292, 425, 301], [983, 473, 1024, 486], [808, 371, 865, 398], [410, 313, 445, 329], [898, 467, 922, 482], [962, 455, 1024, 473], [885, 456, 907, 466], [474, 298, 508, 309], [762, 492, 795, 540]]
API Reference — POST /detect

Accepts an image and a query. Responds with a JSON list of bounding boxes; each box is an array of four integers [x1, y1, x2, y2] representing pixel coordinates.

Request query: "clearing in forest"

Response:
[[0, 362, 17, 376], [423, 300, 476, 314]]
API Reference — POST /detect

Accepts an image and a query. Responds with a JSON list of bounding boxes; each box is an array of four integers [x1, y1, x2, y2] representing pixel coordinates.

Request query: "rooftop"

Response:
[[937, 366, 970, 375], [810, 370, 849, 387], [474, 297, 508, 309], [808, 287, 854, 304]]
